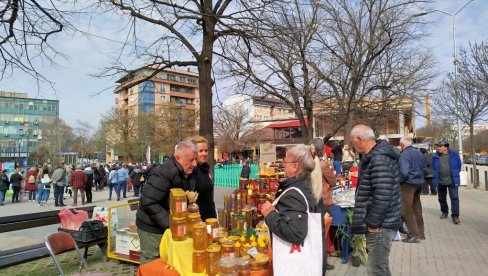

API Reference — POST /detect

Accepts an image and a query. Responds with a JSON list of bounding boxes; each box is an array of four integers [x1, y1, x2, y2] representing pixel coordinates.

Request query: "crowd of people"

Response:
[[0, 162, 153, 207]]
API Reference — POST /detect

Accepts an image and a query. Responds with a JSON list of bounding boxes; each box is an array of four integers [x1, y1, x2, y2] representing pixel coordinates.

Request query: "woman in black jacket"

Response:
[[10, 168, 23, 203], [188, 136, 217, 221]]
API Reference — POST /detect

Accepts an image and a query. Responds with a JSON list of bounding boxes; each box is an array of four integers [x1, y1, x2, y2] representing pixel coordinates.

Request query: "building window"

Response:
[[188, 78, 197, 84], [160, 83, 166, 93], [179, 76, 186, 83], [167, 74, 176, 81]]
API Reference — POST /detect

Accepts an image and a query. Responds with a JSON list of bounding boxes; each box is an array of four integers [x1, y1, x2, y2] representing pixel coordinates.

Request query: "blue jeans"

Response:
[[108, 183, 117, 200], [333, 160, 342, 175], [41, 188, 50, 202], [28, 190, 37, 201], [0, 190, 5, 204], [117, 180, 126, 200], [438, 184, 460, 217], [54, 185, 64, 206], [37, 186, 45, 203], [366, 228, 396, 276]]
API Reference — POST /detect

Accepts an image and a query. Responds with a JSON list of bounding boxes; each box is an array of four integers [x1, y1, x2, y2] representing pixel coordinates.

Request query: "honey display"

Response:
[[239, 178, 249, 191], [192, 223, 208, 250], [207, 245, 221, 276], [187, 213, 201, 236], [257, 193, 267, 214], [206, 218, 219, 242], [259, 177, 268, 193], [171, 191, 187, 218], [238, 258, 252, 276], [234, 241, 241, 258], [192, 250, 207, 273], [171, 216, 187, 241], [219, 257, 238, 276]]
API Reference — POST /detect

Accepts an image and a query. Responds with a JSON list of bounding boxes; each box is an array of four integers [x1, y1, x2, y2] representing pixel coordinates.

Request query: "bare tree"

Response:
[[311, 0, 436, 142], [99, 0, 274, 171], [221, 0, 322, 142], [36, 118, 76, 163], [432, 41, 488, 188], [0, 0, 71, 83], [416, 119, 459, 146], [104, 108, 139, 162], [214, 105, 262, 154]]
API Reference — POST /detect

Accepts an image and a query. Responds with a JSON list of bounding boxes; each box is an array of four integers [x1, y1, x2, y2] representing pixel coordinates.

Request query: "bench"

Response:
[[0, 206, 97, 269]]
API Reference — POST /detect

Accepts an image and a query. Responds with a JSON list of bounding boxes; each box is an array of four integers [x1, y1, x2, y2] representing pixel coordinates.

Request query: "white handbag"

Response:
[[271, 187, 323, 276]]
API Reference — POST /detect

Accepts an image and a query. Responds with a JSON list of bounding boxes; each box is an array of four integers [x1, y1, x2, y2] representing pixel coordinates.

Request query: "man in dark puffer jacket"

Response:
[[136, 141, 198, 264], [349, 125, 402, 276]]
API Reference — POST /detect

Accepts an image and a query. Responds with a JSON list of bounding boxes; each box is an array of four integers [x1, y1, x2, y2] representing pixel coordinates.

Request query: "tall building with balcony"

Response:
[[0, 91, 59, 166], [110, 67, 200, 162]]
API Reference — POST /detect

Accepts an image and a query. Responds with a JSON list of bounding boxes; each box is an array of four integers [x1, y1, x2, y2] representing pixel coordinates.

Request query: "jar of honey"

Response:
[[171, 216, 187, 241], [239, 178, 249, 191], [221, 241, 235, 257], [192, 223, 208, 250], [187, 213, 201, 236], [171, 191, 187, 218], [257, 193, 267, 214], [192, 250, 207, 273], [206, 245, 221, 276], [219, 257, 238, 276], [238, 258, 252, 276], [259, 177, 268, 193], [206, 218, 219, 242]]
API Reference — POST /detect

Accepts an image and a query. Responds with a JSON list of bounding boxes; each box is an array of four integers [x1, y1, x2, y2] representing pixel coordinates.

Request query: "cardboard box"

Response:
[[128, 231, 140, 252], [115, 229, 130, 255]]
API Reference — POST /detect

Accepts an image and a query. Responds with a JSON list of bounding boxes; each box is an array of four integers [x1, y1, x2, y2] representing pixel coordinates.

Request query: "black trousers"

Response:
[[85, 186, 92, 203]]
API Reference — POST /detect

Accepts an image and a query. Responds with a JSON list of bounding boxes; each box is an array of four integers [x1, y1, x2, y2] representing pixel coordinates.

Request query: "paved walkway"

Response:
[[327, 187, 488, 275], [1, 186, 488, 275]]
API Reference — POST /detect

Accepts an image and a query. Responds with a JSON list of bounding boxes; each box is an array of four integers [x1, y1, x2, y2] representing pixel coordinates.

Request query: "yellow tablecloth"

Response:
[[159, 229, 205, 276]]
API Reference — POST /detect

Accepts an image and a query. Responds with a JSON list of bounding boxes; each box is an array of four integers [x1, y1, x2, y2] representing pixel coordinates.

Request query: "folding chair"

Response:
[[45, 231, 112, 276]]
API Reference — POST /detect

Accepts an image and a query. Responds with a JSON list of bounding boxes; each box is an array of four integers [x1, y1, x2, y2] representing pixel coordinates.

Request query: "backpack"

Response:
[[28, 175, 36, 184]]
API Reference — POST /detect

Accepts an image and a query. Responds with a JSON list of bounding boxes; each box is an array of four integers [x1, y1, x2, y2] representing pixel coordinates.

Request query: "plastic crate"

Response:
[[58, 226, 108, 243]]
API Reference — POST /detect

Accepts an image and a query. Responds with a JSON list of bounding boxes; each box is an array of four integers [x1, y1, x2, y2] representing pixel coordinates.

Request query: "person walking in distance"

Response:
[[349, 125, 402, 276], [420, 148, 436, 195], [117, 164, 129, 200], [432, 139, 462, 224], [69, 164, 87, 206], [52, 165, 66, 207], [108, 164, 118, 200], [399, 137, 426, 243]]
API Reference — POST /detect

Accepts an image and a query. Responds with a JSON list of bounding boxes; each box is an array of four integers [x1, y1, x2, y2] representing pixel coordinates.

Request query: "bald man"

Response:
[[136, 141, 198, 264], [349, 124, 402, 276]]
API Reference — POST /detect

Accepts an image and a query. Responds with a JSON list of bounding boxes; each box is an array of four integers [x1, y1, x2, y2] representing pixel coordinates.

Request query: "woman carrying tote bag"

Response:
[[261, 144, 323, 276]]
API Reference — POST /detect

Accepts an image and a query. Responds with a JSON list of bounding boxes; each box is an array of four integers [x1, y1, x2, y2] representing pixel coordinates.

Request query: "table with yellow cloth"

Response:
[[137, 229, 273, 276]]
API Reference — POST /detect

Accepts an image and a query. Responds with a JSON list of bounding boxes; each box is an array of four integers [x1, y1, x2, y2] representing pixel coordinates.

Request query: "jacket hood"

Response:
[[363, 139, 400, 162]]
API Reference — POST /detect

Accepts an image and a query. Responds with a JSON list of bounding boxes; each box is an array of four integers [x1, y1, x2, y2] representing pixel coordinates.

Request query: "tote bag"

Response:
[[272, 187, 323, 276]]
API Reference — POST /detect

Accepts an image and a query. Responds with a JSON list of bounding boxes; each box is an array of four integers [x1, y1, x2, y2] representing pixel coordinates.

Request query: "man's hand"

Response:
[[261, 201, 276, 217], [368, 227, 379, 233]]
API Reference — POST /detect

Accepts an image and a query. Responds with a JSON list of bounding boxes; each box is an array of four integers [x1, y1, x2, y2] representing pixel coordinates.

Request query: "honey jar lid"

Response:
[[206, 245, 221, 253], [193, 223, 206, 229], [206, 218, 218, 223], [187, 213, 201, 219], [193, 249, 206, 253], [172, 216, 186, 221]]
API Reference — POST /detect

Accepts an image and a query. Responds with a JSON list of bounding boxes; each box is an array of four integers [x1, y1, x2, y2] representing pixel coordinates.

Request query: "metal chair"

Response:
[[45, 231, 112, 276]]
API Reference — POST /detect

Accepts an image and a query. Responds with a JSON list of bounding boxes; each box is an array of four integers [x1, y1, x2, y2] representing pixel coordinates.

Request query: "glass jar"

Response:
[[221, 241, 235, 258], [187, 213, 201, 236], [171, 191, 187, 218], [206, 245, 222, 276], [192, 223, 208, 250], [206, 218, 219, 242], [192, 250, 207, 273], [259, 177, 268, 193], [238, 258, 252, 276], [171, 216, 187, 241], [239, 178, 249, 191], [219, 257, 238, 276], [257, 193, 267, 214]]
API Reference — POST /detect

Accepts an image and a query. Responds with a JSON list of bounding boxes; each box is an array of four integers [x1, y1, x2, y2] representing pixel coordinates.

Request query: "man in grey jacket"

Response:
[[52, 165, 66, 207], [349, 125, 402, 276]]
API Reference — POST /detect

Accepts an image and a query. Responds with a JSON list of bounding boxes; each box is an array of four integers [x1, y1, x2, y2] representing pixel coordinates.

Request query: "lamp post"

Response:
[[420, 0, 475, 162]]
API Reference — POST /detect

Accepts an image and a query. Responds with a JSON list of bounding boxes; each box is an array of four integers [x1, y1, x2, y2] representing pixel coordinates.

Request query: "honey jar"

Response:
[[221, 241, 235, 257], [192, 250, 207, 273], [193, 223, 208, 250], [171, 216, 187, 241], [206, 245, 222, 276], [171, 191, 187, 218], [257, 193, 267, 214], [206, 218, 219, 242], [187, 213, 201, 236]]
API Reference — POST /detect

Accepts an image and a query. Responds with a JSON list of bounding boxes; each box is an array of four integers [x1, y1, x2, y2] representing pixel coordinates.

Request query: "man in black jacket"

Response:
[[136, 141, 198, 264], [349, 125, 402, 276]]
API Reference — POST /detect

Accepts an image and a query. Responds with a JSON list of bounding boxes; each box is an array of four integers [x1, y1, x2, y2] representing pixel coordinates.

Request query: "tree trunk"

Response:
[[198, 7, 216, 176]]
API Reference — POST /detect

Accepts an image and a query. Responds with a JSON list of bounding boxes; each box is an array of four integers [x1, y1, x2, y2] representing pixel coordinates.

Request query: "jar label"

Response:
[[176, 201, 187, 213], [212, 228, 219, 238], [257, 203, 263, 211], [222, 252, 235, 258], [206, 224, 212, 234], [177, 225, 186, 237]]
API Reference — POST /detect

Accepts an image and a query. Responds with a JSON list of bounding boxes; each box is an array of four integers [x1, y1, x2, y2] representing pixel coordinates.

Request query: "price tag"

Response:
[[248, 247, 259, 258]]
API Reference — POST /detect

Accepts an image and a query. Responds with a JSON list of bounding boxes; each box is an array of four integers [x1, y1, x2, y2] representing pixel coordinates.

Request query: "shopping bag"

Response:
[[92, 206, 109, 226], [58, 208, 89, 230], [271, 187, 323, 276]]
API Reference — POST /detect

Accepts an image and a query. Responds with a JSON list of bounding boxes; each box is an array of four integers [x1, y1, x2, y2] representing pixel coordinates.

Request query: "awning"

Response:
[[266, 118, 308, 128]]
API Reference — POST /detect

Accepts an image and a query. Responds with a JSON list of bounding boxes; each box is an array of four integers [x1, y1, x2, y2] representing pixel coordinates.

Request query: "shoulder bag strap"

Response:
[[272, 186, 310, 214]]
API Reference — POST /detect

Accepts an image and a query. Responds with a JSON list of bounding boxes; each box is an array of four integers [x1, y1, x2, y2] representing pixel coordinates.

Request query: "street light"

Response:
[[420, 0, 475, 162]]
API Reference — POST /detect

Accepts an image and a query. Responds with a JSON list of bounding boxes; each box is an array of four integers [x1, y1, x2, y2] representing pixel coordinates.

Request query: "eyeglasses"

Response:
[[284, 160, 297, 164]]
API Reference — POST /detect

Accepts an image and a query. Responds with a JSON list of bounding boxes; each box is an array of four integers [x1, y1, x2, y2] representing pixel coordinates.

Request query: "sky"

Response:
[[0, 0, 487, 132]]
